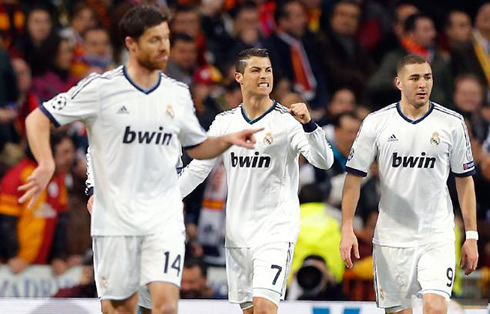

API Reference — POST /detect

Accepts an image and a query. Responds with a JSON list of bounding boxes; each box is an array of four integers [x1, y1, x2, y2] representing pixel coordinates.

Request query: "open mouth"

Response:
[[258, 82, 269, 88]]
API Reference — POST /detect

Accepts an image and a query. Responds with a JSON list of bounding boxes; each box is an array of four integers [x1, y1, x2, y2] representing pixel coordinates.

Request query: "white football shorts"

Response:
[[226, 242, 294, 308], [373, 239, 456, 312]]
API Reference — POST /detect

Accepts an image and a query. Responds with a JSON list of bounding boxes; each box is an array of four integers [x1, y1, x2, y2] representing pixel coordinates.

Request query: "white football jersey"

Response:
[[346, 102, 475, 247], [41, 66, 207, 236], [179, 102, 334, 247]]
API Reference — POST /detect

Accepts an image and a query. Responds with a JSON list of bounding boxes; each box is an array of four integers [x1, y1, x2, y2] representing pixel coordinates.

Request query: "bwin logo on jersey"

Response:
[[122, 126, 172, 145], [392, 152, 436, 168], [231, 152, 271, 168]]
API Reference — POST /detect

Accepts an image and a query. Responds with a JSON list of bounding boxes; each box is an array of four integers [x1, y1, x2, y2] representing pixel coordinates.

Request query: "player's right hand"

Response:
[[87, 195, 94, 215], [18, 163, 55, 209], [340, 228, 360, 269]]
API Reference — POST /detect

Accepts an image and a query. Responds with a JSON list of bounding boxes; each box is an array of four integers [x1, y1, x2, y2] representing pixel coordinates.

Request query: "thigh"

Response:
[[252, 242, 294, 302], [373, 245, 418, 311], [92, 236, 142, 300], [417, 240, 456, 298], [140, 228, 186, 288], [226, 247, 253, 305]]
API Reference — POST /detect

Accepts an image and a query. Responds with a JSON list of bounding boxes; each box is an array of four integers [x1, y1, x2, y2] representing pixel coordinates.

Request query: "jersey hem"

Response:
[[345, 166, 367, 177], [452, 169, 475, 177], [39, 104, 61, 127]]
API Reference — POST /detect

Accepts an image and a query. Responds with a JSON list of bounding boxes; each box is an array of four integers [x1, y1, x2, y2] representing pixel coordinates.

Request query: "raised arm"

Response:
[[289, 103, 334, 169], [186, 128, 262, 160], [455, 176, 478, 275]]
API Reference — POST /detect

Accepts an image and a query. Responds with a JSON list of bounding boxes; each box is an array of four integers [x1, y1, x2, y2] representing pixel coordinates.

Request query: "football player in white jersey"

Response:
[[340, 54, 479, 314], [18, 6, 261, 314], [173, 48, 334, 314]]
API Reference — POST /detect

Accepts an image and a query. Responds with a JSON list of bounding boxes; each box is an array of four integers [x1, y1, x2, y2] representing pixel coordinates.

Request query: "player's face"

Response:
[[396, 62, 433, 109], [237, 56, 273, 96], [131, 21, 170, 71]]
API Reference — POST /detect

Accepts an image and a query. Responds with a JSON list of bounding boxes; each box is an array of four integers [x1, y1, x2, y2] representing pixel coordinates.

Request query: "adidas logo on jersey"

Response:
[[387, 134, 398, 142], [231, 152, 271, 168], [117, 106, 129, 114], [392, 152, 435, 169], [122, 126, 172, 145]]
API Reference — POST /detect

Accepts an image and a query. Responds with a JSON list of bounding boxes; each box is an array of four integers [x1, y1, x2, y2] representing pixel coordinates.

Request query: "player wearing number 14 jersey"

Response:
[[179, 48, 334, 314], [340, 55, 479, 314]]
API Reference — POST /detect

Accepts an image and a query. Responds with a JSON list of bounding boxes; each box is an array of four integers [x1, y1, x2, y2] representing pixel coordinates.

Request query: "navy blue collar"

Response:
[[241, 100, 277, 124], [123, 65, 161, 94], [396, 101, 434, 124]]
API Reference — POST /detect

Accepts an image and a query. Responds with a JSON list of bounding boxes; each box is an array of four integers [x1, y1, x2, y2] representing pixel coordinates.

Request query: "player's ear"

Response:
[[235, 72, 243, 84], [394, 77, 402, 91], [125, 36, 136, 52]]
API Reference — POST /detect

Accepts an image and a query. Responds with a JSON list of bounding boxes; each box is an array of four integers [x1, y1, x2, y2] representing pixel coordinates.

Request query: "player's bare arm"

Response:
[[187, 128, 263, 160], [288, 102, 311, 124], [455, 176, 479, 275], [340, 173, 362, 269], [18, 108, 55, 208]]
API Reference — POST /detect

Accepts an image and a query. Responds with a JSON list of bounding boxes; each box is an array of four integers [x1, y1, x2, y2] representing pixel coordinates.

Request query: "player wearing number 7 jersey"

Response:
[[340, 55, 479, 314], [175, 48, 334, 314]]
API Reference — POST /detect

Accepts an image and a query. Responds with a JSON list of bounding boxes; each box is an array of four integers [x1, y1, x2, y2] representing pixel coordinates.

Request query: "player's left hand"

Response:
[[460, 239, 478, 275], [288, 102, 311, 124]]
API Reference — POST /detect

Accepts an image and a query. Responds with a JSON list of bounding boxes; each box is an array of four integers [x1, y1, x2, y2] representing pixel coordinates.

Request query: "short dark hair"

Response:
[[230, 1, 258, 19], [235, 48, 269, 74], [396, 54, 428, 74], [184, 258, 208, 278], [119, 5, 168, 42], [274, 0, 302, 25], [170, 32, 195, 46], [404, 13, 432, 33]]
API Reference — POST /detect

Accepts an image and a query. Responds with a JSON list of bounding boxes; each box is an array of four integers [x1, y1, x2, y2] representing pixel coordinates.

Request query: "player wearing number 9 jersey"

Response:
[[340, 55, 479, 314], [177, 48, 334, 314]]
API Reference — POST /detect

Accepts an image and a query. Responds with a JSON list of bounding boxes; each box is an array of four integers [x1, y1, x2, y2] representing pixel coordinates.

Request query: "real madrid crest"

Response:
[[166, 103, 174, 119], [263, 132, 273, 145], [430, 131, 440, 146]]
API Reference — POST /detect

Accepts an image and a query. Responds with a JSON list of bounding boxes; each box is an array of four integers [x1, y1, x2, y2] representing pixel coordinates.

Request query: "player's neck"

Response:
[[242, 96, 273, 120], [399, 99, 430, 120], [125, 59, 161, 90]]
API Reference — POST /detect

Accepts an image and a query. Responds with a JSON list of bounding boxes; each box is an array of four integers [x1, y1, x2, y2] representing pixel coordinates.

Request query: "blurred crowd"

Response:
[[0, 0, 489, 301]]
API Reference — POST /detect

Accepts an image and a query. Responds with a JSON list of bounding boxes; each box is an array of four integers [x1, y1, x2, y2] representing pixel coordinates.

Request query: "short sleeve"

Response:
[[345, 115, 377, 177], [177, 89, 207, 148], [450, 118, 475, 176], [40, 74, 100, 127]]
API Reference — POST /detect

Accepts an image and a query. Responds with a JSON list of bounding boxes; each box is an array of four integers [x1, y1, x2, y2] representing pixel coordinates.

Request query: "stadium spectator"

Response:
[[32, 35, 78, 102], [263, 0, 329, 109], [11, 4, 55, 76], [317, 87, 356, 127], [52, 249, 96, 298], [451, 3, 490, 89], [191, 65, 225, 130], [71, 26, 114, 79], [60, 1, 98, 63], [0, 132, 75, 275], [11, 58, 38, 138], [166, 33, 198, 86], [317, 0, 375, 101], [180, 258, 223, 299]]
